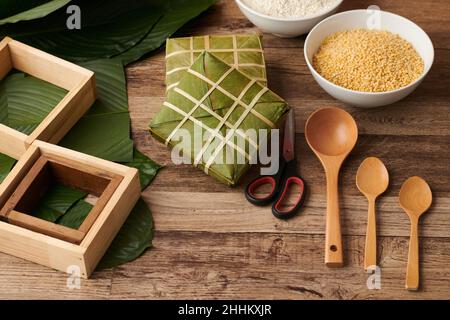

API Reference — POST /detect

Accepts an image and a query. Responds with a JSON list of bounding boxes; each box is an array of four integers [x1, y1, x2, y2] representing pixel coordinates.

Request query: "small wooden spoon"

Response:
[[399, 176, 432, 291], [305, 107, 358, 267], [356, 157, 389, 270]]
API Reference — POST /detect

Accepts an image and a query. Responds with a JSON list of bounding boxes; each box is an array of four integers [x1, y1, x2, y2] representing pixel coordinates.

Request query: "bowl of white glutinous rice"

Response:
[[235, 0, 343, 38]]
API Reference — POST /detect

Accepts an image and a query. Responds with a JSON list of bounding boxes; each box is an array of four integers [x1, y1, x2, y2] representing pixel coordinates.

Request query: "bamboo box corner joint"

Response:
[[0, 140, 141, 278], [0, 36, 96, 150]]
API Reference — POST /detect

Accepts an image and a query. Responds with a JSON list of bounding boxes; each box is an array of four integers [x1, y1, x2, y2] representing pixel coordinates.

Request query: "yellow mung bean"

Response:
[[312, 29, 425, 92]]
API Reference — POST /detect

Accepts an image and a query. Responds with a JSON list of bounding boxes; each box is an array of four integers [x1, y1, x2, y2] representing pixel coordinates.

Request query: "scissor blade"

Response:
[[283, 110, 295, 162]]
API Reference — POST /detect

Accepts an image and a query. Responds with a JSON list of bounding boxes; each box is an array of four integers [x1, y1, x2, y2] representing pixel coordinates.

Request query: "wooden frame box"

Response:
[[0, 140, 140, 278], [0, 122, 28, 160], [0, 36, 96, 146], [0, 154, 123, 245]]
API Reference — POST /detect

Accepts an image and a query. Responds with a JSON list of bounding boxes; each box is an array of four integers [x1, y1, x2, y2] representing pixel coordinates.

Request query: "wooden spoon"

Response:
[[305, 107, 358, 267], [399, 176, 432, 291], [356, 157, 389, 270]]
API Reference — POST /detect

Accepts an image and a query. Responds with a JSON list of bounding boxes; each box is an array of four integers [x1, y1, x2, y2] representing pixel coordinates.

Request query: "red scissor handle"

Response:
[[245, 176, 278, 206], [272, 176, 306, 220], [245, 160, 307, 220], [245, 159, 288, 206]]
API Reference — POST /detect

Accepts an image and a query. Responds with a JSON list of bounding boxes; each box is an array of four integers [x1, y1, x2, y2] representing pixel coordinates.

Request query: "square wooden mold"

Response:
[[0, 36, 96, 146], [0, 140, 140, 278], [0, 122, 28, 161]]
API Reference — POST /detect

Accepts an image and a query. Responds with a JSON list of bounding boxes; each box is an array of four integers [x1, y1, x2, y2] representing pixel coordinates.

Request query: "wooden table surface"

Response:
[[1, 0, 449, 300]]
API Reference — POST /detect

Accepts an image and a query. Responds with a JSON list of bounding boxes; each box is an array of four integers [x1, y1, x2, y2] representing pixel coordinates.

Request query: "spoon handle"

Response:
[[406, 216, 420, 290], [325, 168, 343, 267], [364, 197, 377, 270]]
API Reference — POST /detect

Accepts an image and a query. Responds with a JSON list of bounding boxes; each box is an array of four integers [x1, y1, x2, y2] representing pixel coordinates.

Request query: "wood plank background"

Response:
[[1, 0, 449, 299]]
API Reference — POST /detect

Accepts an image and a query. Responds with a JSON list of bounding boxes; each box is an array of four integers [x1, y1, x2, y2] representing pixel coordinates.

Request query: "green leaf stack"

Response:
[[0, 0, 217, 271]]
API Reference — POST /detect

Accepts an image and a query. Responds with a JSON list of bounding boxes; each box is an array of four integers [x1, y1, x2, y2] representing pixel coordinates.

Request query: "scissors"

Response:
[[245, 109, 306, 219]]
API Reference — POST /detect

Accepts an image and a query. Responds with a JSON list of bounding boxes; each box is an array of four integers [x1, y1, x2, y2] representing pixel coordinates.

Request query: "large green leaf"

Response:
[[59, 59, 134, 162], [18, 9, 161, 62], [97, 198, 154, 270], [60, 112, 133, 162], [1, 0, 158, 35], [0, 84, 7, 124], [80, 59, 129, 115], [0, 73, 67, 134], [57, 199, 93, 229], [0, 1, 50, 19], [0, 0, 216, 65], [0, 1, 163, 62], [0, 0, 71, 25], [122, 149, 162, 190], [0, 153, 16, 183], [116, 0, 218, 65], [32, 184, 87, 222]]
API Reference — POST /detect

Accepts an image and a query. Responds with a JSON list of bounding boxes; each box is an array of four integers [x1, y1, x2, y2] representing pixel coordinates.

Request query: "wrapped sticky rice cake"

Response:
[[165, 34, 267, 91], [150, 51, 288, 186]]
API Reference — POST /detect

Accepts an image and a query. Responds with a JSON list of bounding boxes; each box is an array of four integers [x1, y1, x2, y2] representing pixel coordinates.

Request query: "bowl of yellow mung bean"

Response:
[[304, 9, 434, 108]]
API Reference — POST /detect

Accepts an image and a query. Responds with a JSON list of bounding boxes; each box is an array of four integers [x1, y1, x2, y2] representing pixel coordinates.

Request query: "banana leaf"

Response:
[[80, 59, 129, 115], [0, 1, 162, 61], [0, 73, 67, 135], [59, 59, 134, 162], [97, 198, 153, 270], [150, 51, 289, 186], [0, 153, 16, 183], [0, 0, 71, 25], [0, 0, 215, 64], [15, 9, 161, 62], [115, 0, 218, 66], [0, 1, 51, 19], [60, 112, 133, 162], [122, 149, 162, 190], [32, 185, 87, 222], [57, 199, 92, 229], [1, 0, 160, 35], [165, 34, 267, 91]]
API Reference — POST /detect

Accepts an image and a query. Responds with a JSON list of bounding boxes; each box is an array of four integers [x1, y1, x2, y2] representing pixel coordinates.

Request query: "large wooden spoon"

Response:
[[305, 107, 358, 267], [399, 176, 432, 291], [356, 157, 389, 270]]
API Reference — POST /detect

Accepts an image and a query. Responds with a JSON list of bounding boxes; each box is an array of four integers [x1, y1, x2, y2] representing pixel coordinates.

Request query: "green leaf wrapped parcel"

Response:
[[150, 51, 289, 186], [165, 34, 267, 91]]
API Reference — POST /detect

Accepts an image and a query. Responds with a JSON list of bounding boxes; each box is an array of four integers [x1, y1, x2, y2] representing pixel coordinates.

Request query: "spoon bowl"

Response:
[[356, 157, 389, 270], [399, 176, 433, 218], [357, 157, 389, 198], [305, 107, 358, 157], [399, 176, 432, 291], [305, 107, 358, 267]]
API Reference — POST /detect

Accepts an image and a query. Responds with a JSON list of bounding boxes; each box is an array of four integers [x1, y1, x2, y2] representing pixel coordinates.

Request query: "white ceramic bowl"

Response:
[[235, 0, 343, 38], [304, 10, 434, 108]]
